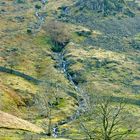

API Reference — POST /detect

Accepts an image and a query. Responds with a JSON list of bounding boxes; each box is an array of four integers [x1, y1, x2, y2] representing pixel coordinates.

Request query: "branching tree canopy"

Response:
[[78, 95, 138, 140]]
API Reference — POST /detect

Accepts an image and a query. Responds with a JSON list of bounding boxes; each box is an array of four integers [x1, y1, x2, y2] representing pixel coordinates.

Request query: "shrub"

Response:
[[44, 20, 70, 51]]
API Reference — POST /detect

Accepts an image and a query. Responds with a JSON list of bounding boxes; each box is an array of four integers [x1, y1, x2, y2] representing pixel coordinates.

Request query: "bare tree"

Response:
[[78, 95, 136, 140], [35, 81, 61, 136]]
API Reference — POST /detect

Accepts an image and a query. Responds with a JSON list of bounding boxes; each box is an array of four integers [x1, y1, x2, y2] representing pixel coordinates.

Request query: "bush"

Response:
[[44, 20, 70, 51]]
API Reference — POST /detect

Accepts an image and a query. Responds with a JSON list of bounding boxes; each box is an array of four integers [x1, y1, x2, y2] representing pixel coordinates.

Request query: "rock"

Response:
[[0, 111, 44, 133], [75, 0, 136, 17], [76, 28, 92, 37], [59, 5, 70, 15]]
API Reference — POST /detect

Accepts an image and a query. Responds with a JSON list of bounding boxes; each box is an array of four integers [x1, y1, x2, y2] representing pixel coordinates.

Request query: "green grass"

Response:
[[0, 0, 140, 139]]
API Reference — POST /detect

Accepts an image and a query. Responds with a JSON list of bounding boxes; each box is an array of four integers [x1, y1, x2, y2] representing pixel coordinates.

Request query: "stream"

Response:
[[29, 0, 47, 33], [52, 51, 87, 137], [32, 0, 86, 137]]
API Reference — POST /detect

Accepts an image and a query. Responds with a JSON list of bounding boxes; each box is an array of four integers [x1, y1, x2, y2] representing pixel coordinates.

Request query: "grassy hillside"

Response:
[[0, 0, 140, 139]]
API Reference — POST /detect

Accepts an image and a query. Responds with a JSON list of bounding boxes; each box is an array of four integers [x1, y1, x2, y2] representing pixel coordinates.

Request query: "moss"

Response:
[[33, 36, 52, 49]]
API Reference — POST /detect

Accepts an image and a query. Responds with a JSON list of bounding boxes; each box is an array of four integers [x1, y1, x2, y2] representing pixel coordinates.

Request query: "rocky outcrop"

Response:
[[0, 111, 44, 133], [75, 0, 135, 16]]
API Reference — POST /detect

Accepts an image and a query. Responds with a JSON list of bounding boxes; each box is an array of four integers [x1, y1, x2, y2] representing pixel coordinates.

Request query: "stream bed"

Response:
[[32, 1, 86, 137], [52, 51, 87, 137]]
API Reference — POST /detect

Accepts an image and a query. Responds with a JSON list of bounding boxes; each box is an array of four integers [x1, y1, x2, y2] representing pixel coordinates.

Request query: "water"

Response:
[[50, 52, 87, 136], [56, 52, 87, 120], [32, 0, 87, 134], [28, 0, 85, 137], [52, 126, 58, 138], [30, 0, 47, 33]]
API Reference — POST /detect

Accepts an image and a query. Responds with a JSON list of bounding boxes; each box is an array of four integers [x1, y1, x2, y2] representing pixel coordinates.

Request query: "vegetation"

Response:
[[79, 95, 137, 140], [44, 20, 70, 52], [74, 0, 136, 16], [0, 0, 140, 139], [36, 82, 60, 136]]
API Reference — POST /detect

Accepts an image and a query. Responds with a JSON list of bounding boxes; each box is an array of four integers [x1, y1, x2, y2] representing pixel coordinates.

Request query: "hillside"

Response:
[[74, 0, 136, 16], [0, 0, 140, 139]]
